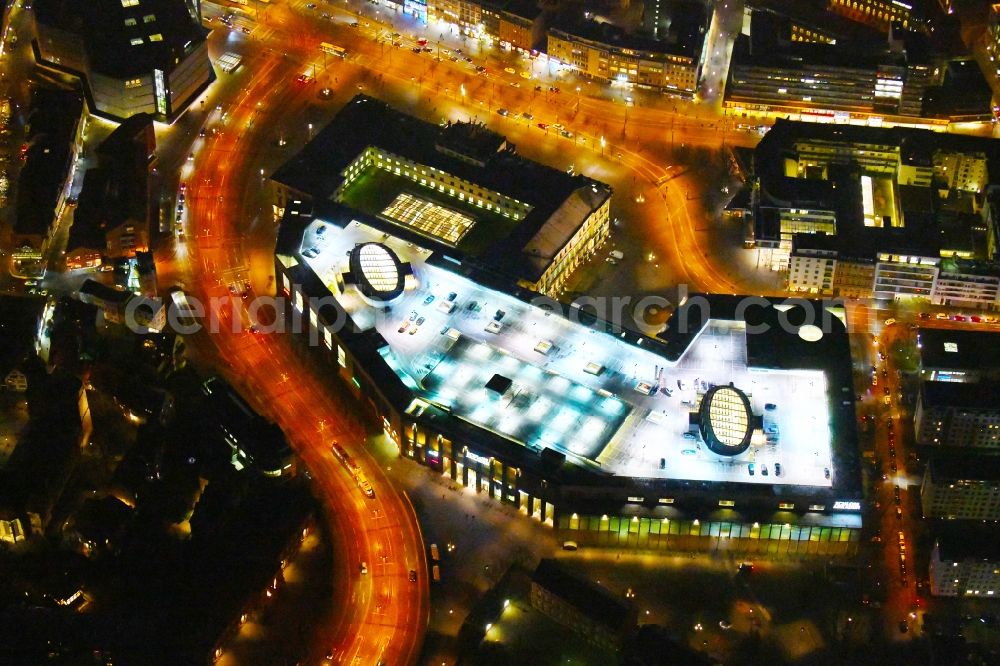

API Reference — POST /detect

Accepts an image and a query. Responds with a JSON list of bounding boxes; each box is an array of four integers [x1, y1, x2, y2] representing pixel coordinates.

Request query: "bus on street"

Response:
[[320, 42, 346, 58]]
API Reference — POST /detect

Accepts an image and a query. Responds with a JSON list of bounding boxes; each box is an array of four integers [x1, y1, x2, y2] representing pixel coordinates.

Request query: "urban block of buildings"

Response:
[[547, 3, 708, 95], [412, 0, 711, 95], [270, 96, 864, 555], [29, 0, 214, 122], [742, 119, 1000, 310], [727, 1, 989, 124]]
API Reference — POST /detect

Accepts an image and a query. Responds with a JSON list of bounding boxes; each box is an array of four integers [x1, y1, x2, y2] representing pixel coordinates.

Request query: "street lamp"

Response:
[[599, 135, 606, 155]]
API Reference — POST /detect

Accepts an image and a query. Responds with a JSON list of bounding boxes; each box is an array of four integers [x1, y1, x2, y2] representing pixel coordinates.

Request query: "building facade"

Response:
[[929, 527, 1000, 597], [30, 0, 214, 122], [921, 458, 1000, 520], [915, 382, 1000, 450], [547, 14, 704, 93], [828, 0, 922, 31]]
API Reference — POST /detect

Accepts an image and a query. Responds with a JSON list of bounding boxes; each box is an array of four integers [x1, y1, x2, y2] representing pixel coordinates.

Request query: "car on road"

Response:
[[360, 562, 368, 574], [398, 321, 410, 334], [302, 247, 320, 258], [408, 569, 417, 582], [503, 67, 516, 74], [971, 315, 983, 323], [521, 112, 533, 120], [919, 312, 931, 319], [560, 129, 573, 138], [295, 73, 313, 84], [953, 314, 967, 322], [416, 316, 425, 326], [935, 312, 949, 320], [748, 463, 754, 476], [497, 108, 510, 116], [537, 122, 548, 130], [423, 295, 435, 305]]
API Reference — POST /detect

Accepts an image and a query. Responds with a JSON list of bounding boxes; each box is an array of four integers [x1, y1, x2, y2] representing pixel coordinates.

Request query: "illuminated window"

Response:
[[149, 33, 163, 42], [124, 18, 137, 26], [121, 0, 139, 6], [143, 14, 156, 23], [125, 78, 142, 88], [130, 38, 143, 46]]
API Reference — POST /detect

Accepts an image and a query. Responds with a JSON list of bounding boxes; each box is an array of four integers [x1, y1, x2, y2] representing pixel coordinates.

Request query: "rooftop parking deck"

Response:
[[302, 219, 836, 488]]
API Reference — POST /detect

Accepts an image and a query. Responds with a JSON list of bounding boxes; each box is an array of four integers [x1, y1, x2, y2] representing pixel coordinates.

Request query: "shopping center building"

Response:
[[271, 97, 864, 555]]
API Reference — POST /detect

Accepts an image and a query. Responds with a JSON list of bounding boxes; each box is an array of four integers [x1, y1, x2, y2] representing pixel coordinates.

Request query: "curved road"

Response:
[[178, 47, 429, 666]]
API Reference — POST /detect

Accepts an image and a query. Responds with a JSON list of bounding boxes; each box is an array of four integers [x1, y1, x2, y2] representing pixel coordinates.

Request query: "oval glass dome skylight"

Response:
[[349, 242, 405, 302]]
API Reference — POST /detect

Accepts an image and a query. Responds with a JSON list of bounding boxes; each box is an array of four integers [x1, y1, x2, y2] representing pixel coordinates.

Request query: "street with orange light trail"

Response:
[[175, 46, 428, 666]]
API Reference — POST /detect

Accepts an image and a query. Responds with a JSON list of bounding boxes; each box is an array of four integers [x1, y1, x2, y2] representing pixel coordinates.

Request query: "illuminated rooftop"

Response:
[[298, 217, 839, 488]]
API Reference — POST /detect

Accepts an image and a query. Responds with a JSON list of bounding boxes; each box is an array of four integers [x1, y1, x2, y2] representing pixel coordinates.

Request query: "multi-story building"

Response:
[[929, 525, 1000, 597], [726, 7, 984, 122], [921, 456, 1000, 520], [915, 381, 1000, 450], [498, 0, 543, 52], [271, 96, 611, 298], [547, 4, 708, 94], [827, 0, 926, 32], [29, 0, 213, 122], [428, 0, 485, 36], [746, 0, 884, 45], [916, 328, 1000, 384], [65, 114, 157, 270], [9, 88, 85, 277], [268, 101, 866, 557], [748, 119, 1000, 307]]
